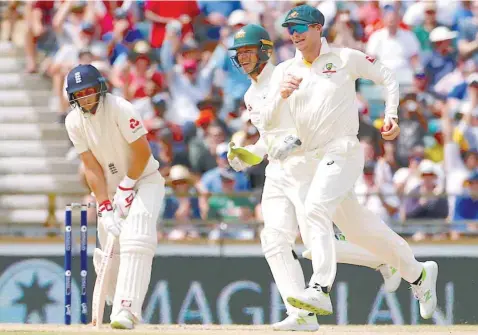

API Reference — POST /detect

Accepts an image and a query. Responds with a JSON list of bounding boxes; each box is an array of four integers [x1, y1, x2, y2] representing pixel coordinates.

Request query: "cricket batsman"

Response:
[[227, 24, 401, 331], [260, 5, 438, 319], [64, 64, 165, 329]]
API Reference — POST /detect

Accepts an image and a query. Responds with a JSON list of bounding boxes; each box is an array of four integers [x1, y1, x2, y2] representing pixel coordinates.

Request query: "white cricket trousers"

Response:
[[297, 136, 423, 287]]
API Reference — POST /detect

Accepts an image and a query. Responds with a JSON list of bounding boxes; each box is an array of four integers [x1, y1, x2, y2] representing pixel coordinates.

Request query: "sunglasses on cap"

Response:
[[286, 24, 311, 35]]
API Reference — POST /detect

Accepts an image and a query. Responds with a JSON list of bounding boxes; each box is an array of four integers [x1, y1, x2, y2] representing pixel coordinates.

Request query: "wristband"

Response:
[[99, 200, 113, 212]]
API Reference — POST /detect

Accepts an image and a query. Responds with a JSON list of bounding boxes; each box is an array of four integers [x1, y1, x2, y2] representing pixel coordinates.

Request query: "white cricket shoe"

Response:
[[287, 285, 333, 315], [377, 264, 401, 293], [110, 309, 136, 329], [411, 261, 438, 319], [272, 313, 319, 331]]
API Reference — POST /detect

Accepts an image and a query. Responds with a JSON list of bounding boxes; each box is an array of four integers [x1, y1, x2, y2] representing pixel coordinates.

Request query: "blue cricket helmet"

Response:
[[66, 64, 108, 113]]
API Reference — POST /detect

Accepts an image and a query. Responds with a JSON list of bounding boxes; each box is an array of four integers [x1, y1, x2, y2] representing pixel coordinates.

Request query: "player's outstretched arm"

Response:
[[80, 151, 109, 204]]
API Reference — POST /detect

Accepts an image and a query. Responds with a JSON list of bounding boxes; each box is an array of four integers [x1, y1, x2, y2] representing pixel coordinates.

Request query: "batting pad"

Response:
[[113, 211, 157, 321]]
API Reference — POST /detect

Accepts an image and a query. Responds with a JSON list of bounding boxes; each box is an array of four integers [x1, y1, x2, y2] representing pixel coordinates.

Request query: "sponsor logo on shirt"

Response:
[[366, 55, 377, 64], [129, 118, 142, 133]]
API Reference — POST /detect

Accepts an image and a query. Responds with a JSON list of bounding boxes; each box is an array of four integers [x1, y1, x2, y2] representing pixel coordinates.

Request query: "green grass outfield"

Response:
[[0, 325, 478, 335]]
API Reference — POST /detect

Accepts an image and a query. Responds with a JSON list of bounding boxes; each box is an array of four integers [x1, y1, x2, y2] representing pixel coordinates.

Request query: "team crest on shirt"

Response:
[[322, 63, 337, 77]]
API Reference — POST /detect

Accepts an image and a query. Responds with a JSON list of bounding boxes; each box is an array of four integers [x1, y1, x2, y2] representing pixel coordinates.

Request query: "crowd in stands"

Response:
[[4, 0, 477, 241]]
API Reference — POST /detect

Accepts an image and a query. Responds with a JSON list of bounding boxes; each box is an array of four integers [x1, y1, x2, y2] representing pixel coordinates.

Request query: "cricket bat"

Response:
[[91, 233, 116, 328]]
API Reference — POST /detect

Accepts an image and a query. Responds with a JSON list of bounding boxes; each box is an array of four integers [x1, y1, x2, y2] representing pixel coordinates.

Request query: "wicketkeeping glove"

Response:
[[98, 200, 122, 237], [227, 142, 262, 172], [269, 135, 302, 160]]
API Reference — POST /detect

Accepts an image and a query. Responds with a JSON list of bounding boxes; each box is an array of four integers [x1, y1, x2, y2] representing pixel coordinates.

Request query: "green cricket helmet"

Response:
[[229, 24, 273, 74]]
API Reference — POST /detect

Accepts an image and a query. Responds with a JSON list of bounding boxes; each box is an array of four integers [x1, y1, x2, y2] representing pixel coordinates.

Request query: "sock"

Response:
[[411, 269, 424, 285]]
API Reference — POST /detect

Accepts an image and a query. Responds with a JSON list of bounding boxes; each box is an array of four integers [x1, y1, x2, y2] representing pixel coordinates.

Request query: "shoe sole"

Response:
[[110, 321, 132, 330], [421, 261, 438, 319], [272, 325, 320, 332], [286, 297, 332, 316]]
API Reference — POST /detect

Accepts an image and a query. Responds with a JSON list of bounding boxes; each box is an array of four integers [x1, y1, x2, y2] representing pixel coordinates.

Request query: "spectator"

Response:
[[206, 168, 256, 241], [197, 0, 242, 42], [4, 1, 21, 45], [395, 95, 428, 167], [394, 147, 426, 195], [189, 121, 227, 174], [457, 1, 478, 66], [198, 142, 250, 194], [145, 0, 200, 49], [24, 0, 57, 73], [425, 119, 445, 163], [435, 57, 476, 97], [366, 6, 420, 84], [411, 2, 441, 55], [151, 127, 190, 178], [328, 7, 364, 50], [424, 26, 458, 88], [160, 30, 217, 125], [163, 165, 201, 241], [402, 160, 448, 220], [121, 41, 164, 104], [453, 169, 478, 221], [405, 68, 445, 118], [355, 161, 400, 222], [375, 142, 400, 186], [360, 137, 377, 165]]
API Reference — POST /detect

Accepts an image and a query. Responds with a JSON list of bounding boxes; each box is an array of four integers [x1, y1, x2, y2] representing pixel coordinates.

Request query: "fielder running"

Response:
[[260, 5, 438, 319], [64, 64, 165, 329], [227, 24, 401, 332]]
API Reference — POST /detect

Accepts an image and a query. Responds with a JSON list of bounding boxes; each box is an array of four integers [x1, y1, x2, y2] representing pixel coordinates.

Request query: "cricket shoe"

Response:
[[411, 261, 438, 319], [287, 284, 333, 315], [110, 309, 137, 329], [272, 313, 319, 331], [377, 264, 401, 293]]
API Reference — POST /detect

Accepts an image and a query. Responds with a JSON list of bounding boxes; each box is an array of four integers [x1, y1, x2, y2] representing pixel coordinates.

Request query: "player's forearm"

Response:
[[378, 65, 400, 119], [127, 136, 152, 180], [84, 166, 109, 204]]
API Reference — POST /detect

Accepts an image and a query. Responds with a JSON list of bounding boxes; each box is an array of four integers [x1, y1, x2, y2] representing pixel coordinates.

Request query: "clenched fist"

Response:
[[280, 74, 302, 99]]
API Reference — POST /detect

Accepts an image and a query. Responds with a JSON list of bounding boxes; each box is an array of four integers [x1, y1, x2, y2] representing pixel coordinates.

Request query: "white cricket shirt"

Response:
[[65, 93, 159, 194], [261, 38, 399, 152], [244, 62, 299, 178]]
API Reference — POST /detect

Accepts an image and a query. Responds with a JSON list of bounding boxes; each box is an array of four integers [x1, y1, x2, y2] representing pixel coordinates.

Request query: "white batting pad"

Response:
[[112, 181, 163, 321]]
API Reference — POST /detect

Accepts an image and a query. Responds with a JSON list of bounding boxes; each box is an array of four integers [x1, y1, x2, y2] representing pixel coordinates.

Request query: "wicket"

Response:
[[64, 203, 89, 325]]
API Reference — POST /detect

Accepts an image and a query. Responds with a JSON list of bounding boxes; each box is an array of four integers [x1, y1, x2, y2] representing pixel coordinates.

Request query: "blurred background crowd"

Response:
[[1, 0, 477, 242]]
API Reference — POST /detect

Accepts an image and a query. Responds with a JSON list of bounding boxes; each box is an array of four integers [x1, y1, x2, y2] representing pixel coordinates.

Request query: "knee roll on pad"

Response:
[[119, 213, 157, 256]]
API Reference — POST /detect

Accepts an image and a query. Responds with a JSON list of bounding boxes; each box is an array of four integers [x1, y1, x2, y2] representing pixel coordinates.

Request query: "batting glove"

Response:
[[113, 176, 136, 219], [227, 142, 252, 172], [98, 200, 122, 237], [269, 135, 302, 160]]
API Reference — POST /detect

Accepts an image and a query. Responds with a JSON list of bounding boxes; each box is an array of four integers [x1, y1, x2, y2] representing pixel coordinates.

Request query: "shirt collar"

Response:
[[253, 62, 275, 86], [296, 37, 331, 67]]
